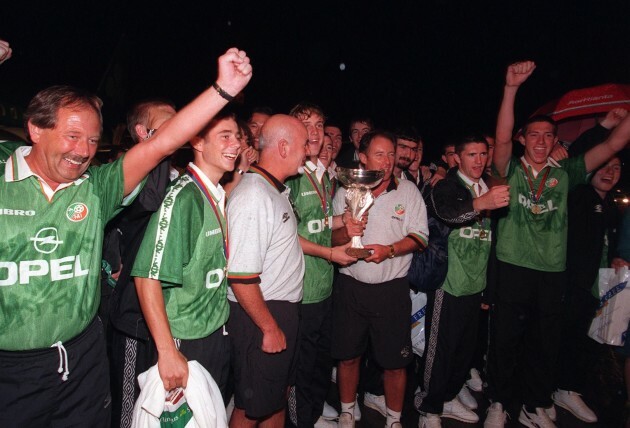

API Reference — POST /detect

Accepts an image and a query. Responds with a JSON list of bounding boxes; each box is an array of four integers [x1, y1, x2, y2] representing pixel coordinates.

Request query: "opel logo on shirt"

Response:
[[30, 227, 64, 254]]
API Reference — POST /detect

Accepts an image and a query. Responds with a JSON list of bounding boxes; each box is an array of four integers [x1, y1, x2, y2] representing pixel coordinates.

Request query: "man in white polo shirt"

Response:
[[227, 114, 308, 427], [332, 130, 429, 428]]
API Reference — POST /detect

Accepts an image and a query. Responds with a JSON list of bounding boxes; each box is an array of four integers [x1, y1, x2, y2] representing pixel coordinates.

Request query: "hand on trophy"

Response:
[[363, 244, 390, 264], [336, 167, 383, 258]]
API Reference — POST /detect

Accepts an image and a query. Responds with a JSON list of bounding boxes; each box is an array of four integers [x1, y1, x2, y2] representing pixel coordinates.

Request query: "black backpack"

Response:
[[408, 215, 450, 293]]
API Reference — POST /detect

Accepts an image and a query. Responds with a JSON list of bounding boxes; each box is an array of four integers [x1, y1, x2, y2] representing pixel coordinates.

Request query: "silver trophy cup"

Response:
[[336, 167, 384, 258]]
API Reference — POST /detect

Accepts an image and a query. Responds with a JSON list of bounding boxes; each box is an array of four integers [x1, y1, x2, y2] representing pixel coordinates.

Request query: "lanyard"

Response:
[[520, 160, 550, 203], [186, 167, 229, 261], [304, 168, 331, 227]]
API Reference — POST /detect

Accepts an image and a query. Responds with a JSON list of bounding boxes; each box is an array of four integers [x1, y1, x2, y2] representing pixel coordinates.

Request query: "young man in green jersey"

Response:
[[0, 48, 252, 427], [132, 111, 242, 399], [484, 61, 630, 428], [286, 102, 359, 428], [417, 136, 510, 428]]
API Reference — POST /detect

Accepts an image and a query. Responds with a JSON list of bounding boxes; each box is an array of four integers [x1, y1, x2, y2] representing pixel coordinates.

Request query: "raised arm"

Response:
[[122, 48, 252, 195], [494, 61, 536, 176], [584, 113, 630, 173], [0, 40, 12, 65]]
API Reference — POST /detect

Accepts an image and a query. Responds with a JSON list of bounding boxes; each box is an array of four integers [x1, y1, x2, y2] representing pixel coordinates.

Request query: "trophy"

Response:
[[336, 167, 384, 258]]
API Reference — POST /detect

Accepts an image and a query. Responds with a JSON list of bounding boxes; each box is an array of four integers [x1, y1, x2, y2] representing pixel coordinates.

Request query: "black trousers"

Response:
[[294, 297, 334, 427], [486, 261, 565, 409], [0, 318, 110, 428], [109, 328, 157, 428], [556, 288, 602, 392], [417, 289, 481, 414]]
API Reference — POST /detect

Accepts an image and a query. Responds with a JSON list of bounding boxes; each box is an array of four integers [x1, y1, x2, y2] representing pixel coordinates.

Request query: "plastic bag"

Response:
[[160, 388, 193, 428], [588, 267, 630, 346]]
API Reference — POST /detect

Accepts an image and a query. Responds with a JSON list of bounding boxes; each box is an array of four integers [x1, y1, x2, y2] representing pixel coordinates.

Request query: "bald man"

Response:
[[227, 115, 308, 427]]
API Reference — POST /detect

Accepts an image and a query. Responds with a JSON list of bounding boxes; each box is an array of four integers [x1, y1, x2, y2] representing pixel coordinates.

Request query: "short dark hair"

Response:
[[349, 117, 374, 133], [289, 102, 325, 121], [358, 130, 397, 154], [24, 85, 103, 144], [521, 115, 558, 136], [455, 135, 489, 155], [238, 119, 255, 147], [395, 126, 421, 144], [442, 141, 456, 153], [126, 98, 176, 143], [249, 106, 274, 119], [198, 110, 237, 138]]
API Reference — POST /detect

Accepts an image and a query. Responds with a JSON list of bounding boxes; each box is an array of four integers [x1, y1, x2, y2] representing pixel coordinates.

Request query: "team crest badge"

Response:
[[545, 178, 558, 188], [394, 204, 405, 215], [66, 202, 89, 222]]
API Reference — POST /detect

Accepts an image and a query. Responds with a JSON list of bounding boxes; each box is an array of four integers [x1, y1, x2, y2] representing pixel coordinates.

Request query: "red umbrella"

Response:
[[532, 83, 630, 142]]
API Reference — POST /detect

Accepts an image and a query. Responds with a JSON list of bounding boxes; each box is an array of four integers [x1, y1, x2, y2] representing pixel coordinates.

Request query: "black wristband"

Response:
[[212, 82, 235, 102]]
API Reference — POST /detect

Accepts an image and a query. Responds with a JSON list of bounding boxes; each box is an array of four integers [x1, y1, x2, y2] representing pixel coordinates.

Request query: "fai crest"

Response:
[[66, 202, 89, 222]]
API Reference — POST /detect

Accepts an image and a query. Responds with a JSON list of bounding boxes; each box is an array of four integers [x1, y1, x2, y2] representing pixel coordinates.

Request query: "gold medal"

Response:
[[324, 216, 329, 228], [531, 204, 541, 214], [479, 230, 487, 239]]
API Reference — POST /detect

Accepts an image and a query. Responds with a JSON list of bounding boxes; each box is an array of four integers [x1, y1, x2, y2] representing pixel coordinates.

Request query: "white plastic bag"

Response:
[[588, 267, 630, 346], [410, 290, 428, 356]]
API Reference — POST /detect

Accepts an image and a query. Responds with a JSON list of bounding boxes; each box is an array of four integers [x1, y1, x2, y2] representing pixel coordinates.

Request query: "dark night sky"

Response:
[[1, 0, 629, 160]]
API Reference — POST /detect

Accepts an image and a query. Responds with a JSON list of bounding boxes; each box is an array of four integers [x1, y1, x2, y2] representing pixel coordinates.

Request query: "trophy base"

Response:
[[346, 247, 372, 259]]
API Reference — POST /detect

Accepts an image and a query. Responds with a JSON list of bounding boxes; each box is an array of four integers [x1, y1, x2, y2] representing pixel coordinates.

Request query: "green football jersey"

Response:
[[442, 217, 492, 297], [496, 156, 586, 272], [131, 174, 229, 340], [286, 164, 333, 304], [0, 151, 128, 350]]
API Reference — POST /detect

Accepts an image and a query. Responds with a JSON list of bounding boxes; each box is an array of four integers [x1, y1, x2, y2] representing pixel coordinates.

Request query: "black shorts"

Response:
[[228, 300, 299, 419], [331, 274, 412, 369], [0, 317, 110, 427], [176, 325, 231, 403]]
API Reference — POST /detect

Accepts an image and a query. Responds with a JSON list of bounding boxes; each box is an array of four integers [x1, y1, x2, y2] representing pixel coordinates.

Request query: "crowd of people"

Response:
[[1, 40, 630, 428]]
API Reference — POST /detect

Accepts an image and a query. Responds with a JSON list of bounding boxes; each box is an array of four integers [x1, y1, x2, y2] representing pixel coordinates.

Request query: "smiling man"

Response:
[[484, 61, 630, 428], [331, 130, 428, 428], [0, 48, 251, 427], [287, 103, 359, 428], [132, 112, 242, 401]]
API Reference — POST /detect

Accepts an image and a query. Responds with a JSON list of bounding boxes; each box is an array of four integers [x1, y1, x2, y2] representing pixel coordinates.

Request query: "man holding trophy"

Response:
[[331, 130, 429, 428]]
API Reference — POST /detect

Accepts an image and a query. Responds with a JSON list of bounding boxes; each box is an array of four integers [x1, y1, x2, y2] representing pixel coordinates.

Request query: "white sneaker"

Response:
[[545, 404, 557, 422], [442, 397, 479, 423], [354, 395, 362, 421], [552, 389, 598, 423], [418, 413, 442, 428], [364, 392, 387, 417], [338, 411, 354, 428], [457, 385, 478, 410], [484, 402, 507, 428], [518, 406, 557, 428], [466, 368, 483, 392], [315, 416, 338, 428], [322, 401, 338, 421]]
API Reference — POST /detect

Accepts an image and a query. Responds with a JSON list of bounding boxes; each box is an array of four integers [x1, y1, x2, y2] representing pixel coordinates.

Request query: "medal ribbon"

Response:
[[186, 167, 229, 261], [304, 168, 331, 221], [520, 160, 550, 203]]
